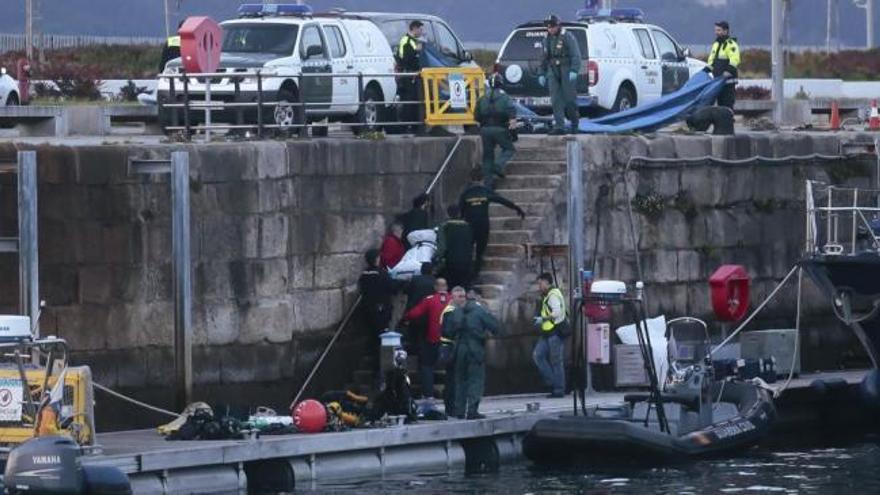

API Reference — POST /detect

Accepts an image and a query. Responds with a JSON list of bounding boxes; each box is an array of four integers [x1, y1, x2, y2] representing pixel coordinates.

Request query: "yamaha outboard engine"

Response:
[[4, 436, 131, 494]]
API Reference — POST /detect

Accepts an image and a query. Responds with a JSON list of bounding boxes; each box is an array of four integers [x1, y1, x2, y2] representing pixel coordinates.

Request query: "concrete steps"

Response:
[[514, 148, 567, 161], [493, 188, 556, 204], [488, 230, 534, 244], [485, 243, 527, 257], [505, 161, 566, 176], [489, 202, 548, 217], [481, 256, 521, 271], [500, 175, 564, 189], [489, 215, 542, 231]]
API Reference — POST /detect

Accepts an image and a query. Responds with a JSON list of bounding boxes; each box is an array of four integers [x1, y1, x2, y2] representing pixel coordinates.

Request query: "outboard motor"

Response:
[[4, 436, 131, 494]]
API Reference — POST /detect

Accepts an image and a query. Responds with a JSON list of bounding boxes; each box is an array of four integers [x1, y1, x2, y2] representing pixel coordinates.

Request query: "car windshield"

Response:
[[222, 24, 300, 55], [501, 28, 588, 60]]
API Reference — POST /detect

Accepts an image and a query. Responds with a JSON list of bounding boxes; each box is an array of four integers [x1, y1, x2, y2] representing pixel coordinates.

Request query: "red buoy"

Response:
[[709, 265, 751, 323], [292, 399, 327, 434]]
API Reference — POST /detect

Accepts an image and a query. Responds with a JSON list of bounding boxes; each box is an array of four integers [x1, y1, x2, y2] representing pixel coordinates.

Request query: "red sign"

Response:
[[179, 16, 223, 74]]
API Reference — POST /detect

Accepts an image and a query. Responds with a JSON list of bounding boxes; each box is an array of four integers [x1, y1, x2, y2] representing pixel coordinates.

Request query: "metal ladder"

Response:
[[0, 151, 39, 336]]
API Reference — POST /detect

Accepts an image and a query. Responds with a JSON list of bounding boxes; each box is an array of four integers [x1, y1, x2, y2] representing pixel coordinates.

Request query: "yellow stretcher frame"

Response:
[[421, 67, 486, 126]]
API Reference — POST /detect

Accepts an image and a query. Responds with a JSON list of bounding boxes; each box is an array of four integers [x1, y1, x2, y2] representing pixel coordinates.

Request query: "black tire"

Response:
[[6, 92, 19, 106], [612, 85, 636, 113], [274, 85, 305, 137], [353, 85, 384, 136]]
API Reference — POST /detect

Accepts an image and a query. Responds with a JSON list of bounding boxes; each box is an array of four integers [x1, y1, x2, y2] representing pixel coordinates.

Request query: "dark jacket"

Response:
[[435, 220, 475, 267], [406, 274, 436, 310], [441, 301, 500, 361], [357, 267, 394, 310], [397, 34, 421, 72], [399, 207, 430, 243], [541, 30, 582, 79], [459, 184, 524, 227], [475, 89, 516, 128]]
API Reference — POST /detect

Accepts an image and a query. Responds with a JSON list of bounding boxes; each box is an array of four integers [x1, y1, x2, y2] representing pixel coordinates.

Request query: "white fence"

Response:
[[0, 33, 164, 54]]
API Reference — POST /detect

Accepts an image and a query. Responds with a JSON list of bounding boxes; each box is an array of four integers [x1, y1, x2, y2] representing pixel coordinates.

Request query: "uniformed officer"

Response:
[[434, 205, 475, 289], [159, 21, 184, 73], [539, 14, 582, 135], [459, 169, 525, 277], [705, 20, 741, 109], [441, 286, 500, 419], [397, 20, 425, 133], [474, 73, 518, 184]]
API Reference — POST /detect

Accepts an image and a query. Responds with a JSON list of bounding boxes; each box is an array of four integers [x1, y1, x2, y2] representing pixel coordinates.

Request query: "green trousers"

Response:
[[453, 347, 486, 417], [480, 126, 515, 183], [548, 72, 579, 130]]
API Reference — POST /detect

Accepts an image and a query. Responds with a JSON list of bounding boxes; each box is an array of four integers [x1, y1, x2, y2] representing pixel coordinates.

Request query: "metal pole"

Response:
[[567, 138, 591, 394], [17, 151, 38, 335], [25, 0, 33, 61], [772, 0, 785, 126], [869, 0, 876, 49], [164, 0, 172, 38], [171, 151, 192, 410]]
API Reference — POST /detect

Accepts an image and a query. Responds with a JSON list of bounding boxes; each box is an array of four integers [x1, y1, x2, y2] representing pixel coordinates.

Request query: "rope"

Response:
[[711, 264, 800, 356], [92, 382, 179, 419], [774, 267, 804, 398]]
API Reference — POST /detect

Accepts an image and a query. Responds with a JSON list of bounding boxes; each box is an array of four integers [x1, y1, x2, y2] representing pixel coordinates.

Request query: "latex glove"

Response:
[[568, 71, 578, 83], [533, 316, 544, 327], [538, 75, 546, 88], [722, 71, 733, 78]]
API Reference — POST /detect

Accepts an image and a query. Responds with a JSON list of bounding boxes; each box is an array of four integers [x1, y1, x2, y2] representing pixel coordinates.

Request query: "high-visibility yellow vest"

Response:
[[397, 35, 418, 60], [440, 304, 456, 344], [707, 38, 740, 69], [167, 36, 181, 48], [540, 288, 566, 332]]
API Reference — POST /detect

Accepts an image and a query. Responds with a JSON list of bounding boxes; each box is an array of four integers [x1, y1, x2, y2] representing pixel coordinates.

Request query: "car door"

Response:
[[651, 28, 690, 95], [632, 28, 662, 103], [432, 21, 466, 67], [298, 23, 333, 112], [323, 23, 357, 112]]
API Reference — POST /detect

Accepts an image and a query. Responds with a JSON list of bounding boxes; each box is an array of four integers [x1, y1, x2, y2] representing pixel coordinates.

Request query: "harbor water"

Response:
[[307, 433, 880, 494]]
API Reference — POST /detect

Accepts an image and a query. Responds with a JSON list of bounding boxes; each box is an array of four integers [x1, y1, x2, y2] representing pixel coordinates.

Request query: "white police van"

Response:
[[0, 68, 19, 106], [157, 3, 397, 135], [496, 8, 706, 114]]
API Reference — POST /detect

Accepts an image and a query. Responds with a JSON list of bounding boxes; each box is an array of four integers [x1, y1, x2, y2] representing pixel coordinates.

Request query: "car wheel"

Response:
[[353, 85, 384, 136], [612, 85, 636, 113], [6, 92, 19, 106], [274, 86, 305, 136]]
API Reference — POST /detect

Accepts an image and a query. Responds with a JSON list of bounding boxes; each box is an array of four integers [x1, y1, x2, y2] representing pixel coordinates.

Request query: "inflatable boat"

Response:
[[524, 284, 776, 464]]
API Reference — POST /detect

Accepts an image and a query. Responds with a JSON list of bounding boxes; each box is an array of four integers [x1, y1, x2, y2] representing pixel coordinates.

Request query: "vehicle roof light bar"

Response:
[[237, 3, 313, 18], [576, 7, 645, 23]]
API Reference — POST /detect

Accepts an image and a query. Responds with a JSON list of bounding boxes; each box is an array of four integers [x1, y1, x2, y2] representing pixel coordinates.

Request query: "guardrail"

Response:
[[806, 180, 880, 256], [158, 68, 481, 141], [0, 33, 164, 54]]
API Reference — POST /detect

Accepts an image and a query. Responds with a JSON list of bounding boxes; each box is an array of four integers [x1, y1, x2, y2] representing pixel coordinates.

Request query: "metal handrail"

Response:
[[806, 180, 880, 256], [290, 137, 465, 405]]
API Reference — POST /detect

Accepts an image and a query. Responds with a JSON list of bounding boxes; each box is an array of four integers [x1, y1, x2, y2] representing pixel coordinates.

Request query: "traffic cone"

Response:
[[870, 100, 880, 131], [829, 100, 841, 131]]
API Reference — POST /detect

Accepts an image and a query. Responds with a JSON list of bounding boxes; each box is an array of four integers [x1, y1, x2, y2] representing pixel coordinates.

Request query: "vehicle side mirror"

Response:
[[463, 50, 474, 62], [0, 68, 6, 75], [661, 52, 677, 62], [305, 45, 323, 59], [682, 47, 691, 58]]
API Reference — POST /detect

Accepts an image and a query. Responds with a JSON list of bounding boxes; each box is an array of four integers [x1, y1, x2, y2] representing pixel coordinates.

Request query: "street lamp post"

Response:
[[772, 0, 785, 125]]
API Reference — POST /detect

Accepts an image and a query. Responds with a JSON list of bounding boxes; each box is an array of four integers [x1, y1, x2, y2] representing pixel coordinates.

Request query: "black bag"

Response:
[[554, 319, 572, 339]]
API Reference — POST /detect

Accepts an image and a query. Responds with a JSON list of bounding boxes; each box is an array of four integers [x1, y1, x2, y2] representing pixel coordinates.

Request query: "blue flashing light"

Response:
[[576, 7, 644, 23], [237, 3, 313, 18]]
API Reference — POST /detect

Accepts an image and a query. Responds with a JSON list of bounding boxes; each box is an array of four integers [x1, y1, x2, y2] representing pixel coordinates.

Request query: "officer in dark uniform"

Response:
[[357, 248, 395, 373], [705, 20, 741, 109], [442, 286, 500, 419], [435, 205, 475, 289], [474, 73, 518, 186], [459, 169, 525, 277], [539, 14, 582, 135], [159, 21, 184, 73], [397, 20, 425, 133]]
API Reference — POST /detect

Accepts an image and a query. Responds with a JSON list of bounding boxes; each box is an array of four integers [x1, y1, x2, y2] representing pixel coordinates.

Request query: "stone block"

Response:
[[214, 181, 260, 215], [290, 289, 344, 333], [227, 261, 255, 301], [105, 302, 174, 350], [258, 213, 289, 258], [647, 250, 679, 283], [314, 253, 362, 289], [144, 347, 175, 386], [193, 345, 222, 385], [193, 145, 258, 183], [320, 213, 385, 253], [76, 147, 128, 185], [647, 283, 688, 317], [200, 304, 240, 346], [195, 261, 235, 300], [219, 344, 288, 383], [681, 165, 724, 206], [677, 250, 702, 282], [646, 136, 676, 158], [53, 305, 109, 351], [289, 255, 316, 290], [238, 299, 295, 344], [256, 141, 289, 179], [37, 146, 78, 185], [41, 264, 79, 306], [253, 259, 290, 297], [259, 179, 297, 212], [657, 210, 692, 249], [704, 209, 741, 248], [719, 164, 756, 205], [672, 136, 713, 158], [79, 265, 113, 304]]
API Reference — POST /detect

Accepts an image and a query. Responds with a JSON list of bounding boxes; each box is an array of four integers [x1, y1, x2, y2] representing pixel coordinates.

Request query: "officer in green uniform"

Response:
[[474, 73, 518, 184], [705, 20, 741, 109], [442, 286, 500, 419], [459, 169, 525, 276], [539, 14, 582, 135], [159, 21, 184, 74], [435, 205, 475, 289]]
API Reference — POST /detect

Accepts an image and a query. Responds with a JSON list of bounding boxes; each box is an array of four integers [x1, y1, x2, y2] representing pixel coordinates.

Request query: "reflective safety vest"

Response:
[[397, 34, 418, 60], [540, 288, 566, 333], [167, 36, 181, 48], [707, 37, 740, 77], [440, 303, 456, 345]]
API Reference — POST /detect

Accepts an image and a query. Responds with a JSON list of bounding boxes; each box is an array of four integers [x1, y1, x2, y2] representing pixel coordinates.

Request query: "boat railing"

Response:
[[805, 180, 880, 256]]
